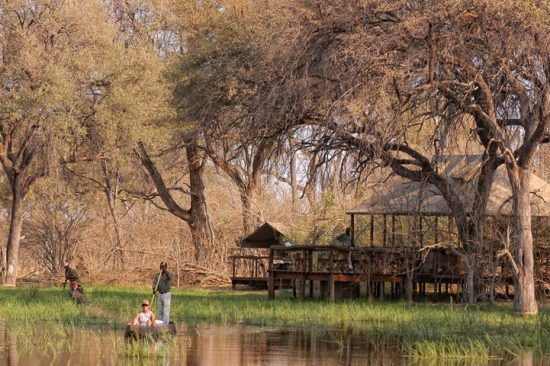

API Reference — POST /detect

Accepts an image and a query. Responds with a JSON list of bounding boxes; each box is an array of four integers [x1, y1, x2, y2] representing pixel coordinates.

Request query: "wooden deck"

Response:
[[230, 254, 293, 290], [267, 245, 412, 301], [266, 245, 550, 301]]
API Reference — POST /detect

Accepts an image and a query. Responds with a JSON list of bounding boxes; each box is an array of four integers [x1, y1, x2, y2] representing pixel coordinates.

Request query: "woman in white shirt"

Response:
[[132, 299, 156, 326]]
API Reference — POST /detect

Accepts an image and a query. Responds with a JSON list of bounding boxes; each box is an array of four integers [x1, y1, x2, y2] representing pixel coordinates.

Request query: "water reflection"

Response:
[[0, 322, 546, 366]]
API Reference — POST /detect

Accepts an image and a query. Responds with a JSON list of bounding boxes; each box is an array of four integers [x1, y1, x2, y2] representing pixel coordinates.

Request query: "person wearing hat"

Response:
[[63, 261, 81, 296], [152, 262, 172, 325], [132, 299, 156, 327]]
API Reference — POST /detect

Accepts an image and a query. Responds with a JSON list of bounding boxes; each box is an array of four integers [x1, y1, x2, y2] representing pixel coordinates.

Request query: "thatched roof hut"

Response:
[[348, 155, 550, 217]]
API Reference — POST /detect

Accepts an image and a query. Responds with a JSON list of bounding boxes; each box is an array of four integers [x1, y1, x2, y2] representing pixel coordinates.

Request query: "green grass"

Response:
[[0, 285, 548, 360]]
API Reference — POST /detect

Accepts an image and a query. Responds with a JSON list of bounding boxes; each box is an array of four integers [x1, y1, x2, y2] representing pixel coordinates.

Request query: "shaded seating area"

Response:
[[267, 156, 550, 301], [267, 245, 408, 301], [231, 222, 292, 290]]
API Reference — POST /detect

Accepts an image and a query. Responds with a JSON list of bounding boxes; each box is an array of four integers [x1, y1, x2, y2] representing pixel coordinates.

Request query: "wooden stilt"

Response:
[[328, 274, 335, 302], [370, 215, 374, 247], [383, 215, 387, 247], [350, 214, 355, 247], [308, 250, 314, 298], [300, 251, 307, 300], [391, 215, 396, 246], [268, 249, 275, 300]]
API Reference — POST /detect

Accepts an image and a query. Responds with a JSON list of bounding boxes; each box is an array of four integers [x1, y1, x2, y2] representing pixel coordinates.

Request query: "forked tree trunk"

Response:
[[450, 212, 476, 304], [240, 185, 261, 234], [510, 167, 538, 315], [186, 143, 214, 262], [138, 141, 213, 263]]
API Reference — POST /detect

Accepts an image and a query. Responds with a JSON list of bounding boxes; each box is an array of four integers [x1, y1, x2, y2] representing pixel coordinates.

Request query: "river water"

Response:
[[0, 323, 545, 365]]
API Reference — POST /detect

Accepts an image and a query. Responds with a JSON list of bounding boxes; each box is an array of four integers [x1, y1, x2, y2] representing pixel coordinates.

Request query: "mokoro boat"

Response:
[[124, 322, 177, 340]]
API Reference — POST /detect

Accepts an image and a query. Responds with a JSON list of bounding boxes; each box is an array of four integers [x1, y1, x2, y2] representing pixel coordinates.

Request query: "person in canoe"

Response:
[[132, 299, 156, 327]]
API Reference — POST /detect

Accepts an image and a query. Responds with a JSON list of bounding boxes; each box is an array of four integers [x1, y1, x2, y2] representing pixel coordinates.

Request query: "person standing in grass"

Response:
[[63, 261, 80, 291], [63, 260, 84, 303], [152, 262, 172, 325]]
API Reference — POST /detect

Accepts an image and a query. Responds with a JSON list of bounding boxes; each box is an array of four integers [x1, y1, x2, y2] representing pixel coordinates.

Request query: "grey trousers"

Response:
[[157, 292, 171, 324]]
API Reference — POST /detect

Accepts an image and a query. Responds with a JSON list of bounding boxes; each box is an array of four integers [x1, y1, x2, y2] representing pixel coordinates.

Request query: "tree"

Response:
[[227, 0, 549, 311], [169, 0, 279, 235], [136, 138, 214, 262], [24, 185, 88, 276], [0, 0, 114, 285], [389, 0, 549, 314], [0, 0, 167, 285]]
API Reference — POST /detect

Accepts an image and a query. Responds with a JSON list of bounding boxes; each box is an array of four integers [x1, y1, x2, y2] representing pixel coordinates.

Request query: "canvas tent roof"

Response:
[[240, 222, 287, 248], [348, 155, 550, 217]]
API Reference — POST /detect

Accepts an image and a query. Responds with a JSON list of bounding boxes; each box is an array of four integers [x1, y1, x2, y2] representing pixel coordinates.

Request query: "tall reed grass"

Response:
[[0, 285, 548, 359]]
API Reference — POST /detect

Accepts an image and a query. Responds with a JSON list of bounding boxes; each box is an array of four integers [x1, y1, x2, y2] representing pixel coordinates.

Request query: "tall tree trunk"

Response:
[[186, 143, 214, 262], [105, 193, 125, 268], [3, 184, 25, 286], [137, 140, 213, 263], [239, 183, 261, 234], [290, 150, 298, 209], [452, 213, 477, 304], [240, 189, 254, 235], [102, 164, 125, 268], [510, 166, 538, 315]]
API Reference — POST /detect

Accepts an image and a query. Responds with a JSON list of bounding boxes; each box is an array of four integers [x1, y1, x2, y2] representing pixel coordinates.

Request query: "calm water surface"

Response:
[[0, 323, 546, 366]]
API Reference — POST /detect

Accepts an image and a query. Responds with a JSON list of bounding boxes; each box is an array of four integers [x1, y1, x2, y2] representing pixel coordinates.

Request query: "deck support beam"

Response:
[[328, 274, 335, 302], [308, 250, 314, 298], [299, 250, 306, 300], [268, 250, 275, 300]]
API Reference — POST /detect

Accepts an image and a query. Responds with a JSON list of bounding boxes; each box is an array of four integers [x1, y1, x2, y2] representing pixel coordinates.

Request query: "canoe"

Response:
[[124, 322, 177, 340]]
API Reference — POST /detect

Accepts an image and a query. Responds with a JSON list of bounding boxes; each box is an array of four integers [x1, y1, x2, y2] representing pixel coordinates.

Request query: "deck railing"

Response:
[[230, 255, 269, 279]]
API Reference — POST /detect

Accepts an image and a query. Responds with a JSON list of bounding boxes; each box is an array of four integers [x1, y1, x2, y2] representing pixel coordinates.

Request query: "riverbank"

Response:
[[0, 285, 548, 359]]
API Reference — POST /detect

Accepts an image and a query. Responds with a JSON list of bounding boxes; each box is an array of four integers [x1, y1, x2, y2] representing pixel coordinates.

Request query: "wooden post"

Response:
[[328, 273, 335, 302], [268, 250, 275, 300], [308, 249, 314, 298], [328, 249, 335, 301], [391, 215, 395, 246], [434, 216, 439, 244], [367, 281, 372, 301], [383, 215, 387, 247], [379, 282, 385, 300], [405, 259, 413, 302], [370, 215, 374, 246], [231, 256, 236, 290], [350, 214, 355, 247], [299, 249, 306, 300]]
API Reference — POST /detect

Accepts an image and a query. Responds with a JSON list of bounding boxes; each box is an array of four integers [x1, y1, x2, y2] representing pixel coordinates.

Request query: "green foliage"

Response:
[[1, 285, 549, 359]]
